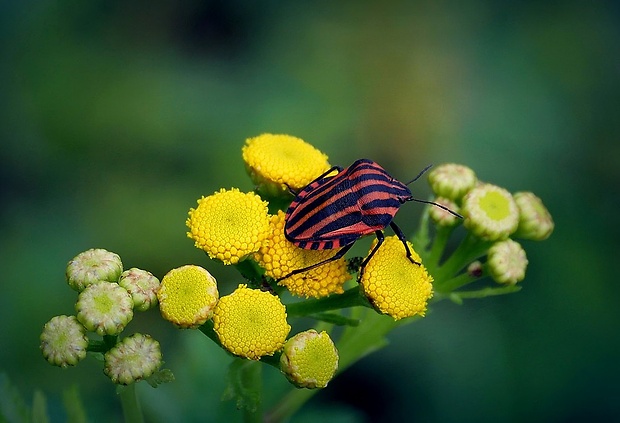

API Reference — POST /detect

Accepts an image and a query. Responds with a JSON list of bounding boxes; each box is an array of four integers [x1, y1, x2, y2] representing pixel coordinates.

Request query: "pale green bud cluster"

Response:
[[426, 164, 553, 289], [41, 248, 168, 385]]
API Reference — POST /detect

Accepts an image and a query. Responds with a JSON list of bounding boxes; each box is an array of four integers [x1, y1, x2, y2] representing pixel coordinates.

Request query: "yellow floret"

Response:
[[242, 133, 330, 193], [360, 236, 433, 320], [158, 265, 219, 329], [213, 285, 291, 360], [254, 211, 351, 298], [186, 188, 271, 265]]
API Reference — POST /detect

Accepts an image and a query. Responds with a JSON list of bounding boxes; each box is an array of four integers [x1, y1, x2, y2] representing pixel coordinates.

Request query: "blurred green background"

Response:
[[1, 0, 619, 422]]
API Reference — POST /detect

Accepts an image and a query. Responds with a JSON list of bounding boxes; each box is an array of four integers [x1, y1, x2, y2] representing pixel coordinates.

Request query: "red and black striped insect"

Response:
[[279, 159, 461, 281]]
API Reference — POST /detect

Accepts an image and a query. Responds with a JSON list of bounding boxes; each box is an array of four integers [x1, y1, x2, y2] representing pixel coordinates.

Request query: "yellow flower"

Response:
[[360, 236, 433, 320], [158, 265, 219, 329], [213, 285, 290, 360], [254, 211, 352, 298], [186, 188, 271, 265], [280, 330, 339, 389], [242, 133, 330, 194]]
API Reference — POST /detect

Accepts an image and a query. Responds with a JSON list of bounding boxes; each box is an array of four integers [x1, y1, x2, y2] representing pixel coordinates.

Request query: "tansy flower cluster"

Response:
[[40, 133, 555, 422]]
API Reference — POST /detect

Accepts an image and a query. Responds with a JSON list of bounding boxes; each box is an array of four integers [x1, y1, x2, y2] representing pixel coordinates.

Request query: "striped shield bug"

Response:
[[279, 159, 461, 281]]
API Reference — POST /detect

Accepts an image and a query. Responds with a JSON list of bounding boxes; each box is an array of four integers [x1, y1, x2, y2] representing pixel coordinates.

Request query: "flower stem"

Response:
[[433, 233, 493, 286], [118, 384, 143, 423], [453, 285, 522, 299], [285, 286, 371, 317], [434, 272, 478, 294], [425, 225, 455, 272], [265, 389, 315, 423]]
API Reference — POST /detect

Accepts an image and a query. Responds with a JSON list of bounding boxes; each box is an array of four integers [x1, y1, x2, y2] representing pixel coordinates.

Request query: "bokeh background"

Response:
[[2, 0, 619, 422]]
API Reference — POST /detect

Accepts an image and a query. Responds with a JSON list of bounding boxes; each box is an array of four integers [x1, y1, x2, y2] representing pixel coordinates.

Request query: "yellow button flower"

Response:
[[242, 133, 330, 194], [186, 188, 271, 265], [254, 211, 352, 298], [213, 285, 291, 360], [158, 265, 219, 329], [280, 330, 339, 389], [360, 236, 433, 320]]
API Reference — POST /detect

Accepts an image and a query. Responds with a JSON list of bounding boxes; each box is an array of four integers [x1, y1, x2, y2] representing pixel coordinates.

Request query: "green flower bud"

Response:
[[487, 239, 528, 285], [76, 281, 134, 336], [429, 197, 460, 226], [103, 333, 162, 385], [118, 268, 160, 312], [40, 315, 88, 368], [513, 192, 554, 241], [280, 330, 338, 389], [467, 260, 483, 278], [427, 164, 477, 201], [461, 184, 519, 241], [66, 248, 123, 292]]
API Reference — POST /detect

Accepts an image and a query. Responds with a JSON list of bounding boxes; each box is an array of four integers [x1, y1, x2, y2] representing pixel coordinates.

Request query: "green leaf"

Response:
[[0, 373, 30, 423], [62, 385, 88, 423], [451, 285, 522, 300], [222, 359, 262, 415], [309, 312, 360, 326], [336, 308, 399, 372], [31, 390, 49, 423], [145, 369, 175, 388]]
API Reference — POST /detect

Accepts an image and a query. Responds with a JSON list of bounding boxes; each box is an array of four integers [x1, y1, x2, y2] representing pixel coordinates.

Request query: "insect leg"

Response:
[[389, 221, 420, 266], [275, 242, 355, 282], [360, 230, 384, 267]]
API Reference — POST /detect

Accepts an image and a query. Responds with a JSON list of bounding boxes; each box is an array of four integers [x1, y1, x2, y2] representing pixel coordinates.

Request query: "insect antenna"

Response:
[[408, 197, 463, 218], [404, 164, 433, 185], [404, 164, 463, 218]]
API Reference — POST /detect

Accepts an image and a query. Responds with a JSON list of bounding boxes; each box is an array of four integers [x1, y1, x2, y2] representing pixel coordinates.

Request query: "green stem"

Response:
[[433, 272, 478, 294], [118, 384, 143, 423], [453, 285, 522, 299], [265, 389, 314, 423], [234, 259, 264, 286], [241, 361, 263, 423], [198, 320, 221, 348], [433, 233, 493, 284], [425, 225, 455, 272], [266, 309, 413, 422], [285, 286, 371, 317]]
